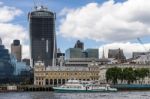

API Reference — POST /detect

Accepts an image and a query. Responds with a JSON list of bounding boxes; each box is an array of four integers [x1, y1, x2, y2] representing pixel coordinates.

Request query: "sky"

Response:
[[0, 0, 150, 59]]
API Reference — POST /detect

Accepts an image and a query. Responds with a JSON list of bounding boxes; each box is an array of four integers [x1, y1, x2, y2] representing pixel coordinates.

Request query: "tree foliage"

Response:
[[106, 67, 149, 84]]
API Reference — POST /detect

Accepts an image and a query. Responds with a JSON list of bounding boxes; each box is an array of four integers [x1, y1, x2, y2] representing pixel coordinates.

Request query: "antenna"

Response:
[[32, 0, 38, 10], [33, 0, 36, 7]]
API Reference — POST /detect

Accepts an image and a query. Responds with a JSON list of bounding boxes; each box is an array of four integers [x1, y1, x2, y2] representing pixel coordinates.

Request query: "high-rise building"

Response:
[[0, 38, 15, 84], [65, 48, 83, 59], [28, 6, 56, 66], [108, 48, 126, 62], [85, 49, 99, 59], [11, 40, 22, 62], [74, 40, 84, 50]]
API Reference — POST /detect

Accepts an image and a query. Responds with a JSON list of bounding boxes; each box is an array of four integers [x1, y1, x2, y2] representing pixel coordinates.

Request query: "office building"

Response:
[[108, 48, 126, 62], [0, 38, 15, 84], [65, 48, 83, 59], [132, 52, 148, 59], [74, 40, 84, 50], [11, 40, 22, 62], [22, 58, 30, 66], [65, 58, 110, 67], [28, 6, 57, 66], [85, 49, 99, 58]]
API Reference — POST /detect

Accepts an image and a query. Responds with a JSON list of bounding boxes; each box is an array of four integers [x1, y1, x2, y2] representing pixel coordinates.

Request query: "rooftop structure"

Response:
[[65, 58, 110, 66], [74, 40, 84, 50]]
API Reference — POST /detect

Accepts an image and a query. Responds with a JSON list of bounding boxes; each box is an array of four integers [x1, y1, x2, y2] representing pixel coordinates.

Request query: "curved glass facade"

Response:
[[0, 45, 15, 83], [29, 9, 56, 66]]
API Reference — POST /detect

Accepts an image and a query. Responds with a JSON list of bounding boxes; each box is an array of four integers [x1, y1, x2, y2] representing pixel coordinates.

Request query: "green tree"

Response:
[[106, 67, 121, 84], [139, 68, 149, 84], [134, 69, 141, 83], [122, 68, 135, 84], [117, 68, 123, 83], [106, 67, 150, 85]]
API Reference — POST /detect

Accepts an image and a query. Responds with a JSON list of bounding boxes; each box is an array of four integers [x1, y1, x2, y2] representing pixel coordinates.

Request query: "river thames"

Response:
[[0, 91, 150, 99]]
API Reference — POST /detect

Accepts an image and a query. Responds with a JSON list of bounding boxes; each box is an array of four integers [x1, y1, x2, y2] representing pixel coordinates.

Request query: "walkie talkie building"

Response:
[[28, 6, 56, 67]]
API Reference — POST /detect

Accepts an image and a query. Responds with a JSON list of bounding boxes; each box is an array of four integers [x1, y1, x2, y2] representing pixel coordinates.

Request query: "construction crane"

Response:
[[32, 0, 42, 7], [137, 37, 150, 64], [137, 37, 148, 52]]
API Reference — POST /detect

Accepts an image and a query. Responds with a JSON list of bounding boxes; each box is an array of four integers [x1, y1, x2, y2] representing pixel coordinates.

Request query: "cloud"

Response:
[[22, 45, 30, 59], [99, 42, 150, 58], [0, 2, 29, 59], [59, 0, 150, 42], [0, 3, 22, 23]]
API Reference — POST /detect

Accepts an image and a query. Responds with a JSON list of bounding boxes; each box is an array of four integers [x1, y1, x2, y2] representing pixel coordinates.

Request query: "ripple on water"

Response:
[[0, 91, 150, 99]]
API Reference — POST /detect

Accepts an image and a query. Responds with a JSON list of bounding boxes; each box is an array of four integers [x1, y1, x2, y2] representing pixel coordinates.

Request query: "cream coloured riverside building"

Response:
[[34, 61, 99, 86]]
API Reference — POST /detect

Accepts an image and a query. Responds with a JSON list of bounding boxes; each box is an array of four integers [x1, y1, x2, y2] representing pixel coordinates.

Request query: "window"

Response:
[[50, 79, 53, 85], [45, 79, 49, 85]]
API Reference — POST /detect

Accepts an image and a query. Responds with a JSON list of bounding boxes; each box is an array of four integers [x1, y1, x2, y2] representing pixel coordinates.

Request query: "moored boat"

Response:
[[53, 80, 117, 93]]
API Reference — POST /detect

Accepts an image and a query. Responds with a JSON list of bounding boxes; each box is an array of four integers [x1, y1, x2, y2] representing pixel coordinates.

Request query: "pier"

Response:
[[0, 85, 53, 92]]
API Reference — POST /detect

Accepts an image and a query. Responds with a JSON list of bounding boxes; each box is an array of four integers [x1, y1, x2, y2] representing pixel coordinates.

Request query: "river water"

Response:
[[0, 91, 150, 99]]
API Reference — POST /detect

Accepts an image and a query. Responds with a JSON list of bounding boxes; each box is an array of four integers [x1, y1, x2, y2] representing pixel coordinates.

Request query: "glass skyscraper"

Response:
[[65, 48, 83, 59], [74, 40, 84, 50], [85, 49, 99, 59], [0, 39, 14, 83], [28, 6, 56, 66]]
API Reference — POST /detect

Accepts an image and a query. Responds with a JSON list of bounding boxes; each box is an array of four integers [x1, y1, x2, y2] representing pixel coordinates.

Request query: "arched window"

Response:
[[50, 79, 53, 85], [58, 79, 61, 85], [45, 79, 49, 85], [54, 79, 57, 85], [62, 79, 65, 84]]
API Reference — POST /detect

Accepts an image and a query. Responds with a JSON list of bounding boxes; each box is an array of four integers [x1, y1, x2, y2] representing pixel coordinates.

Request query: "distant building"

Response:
[[74, 40, 84, 50], [65, 48, 99, 59], [65, 58, 110, 67], [15, 61, 30, 75], [10, 55, 31, 75], [34, 61, 99, 86], [65, 48, 83, 59], [132, 52, 148, 59], [0, 38, 15, 84], [132, 53, 150, 64], [108, 48, 126, 63], [22, 58, 30, 66], [28, 6, 56, 67], [57, 48, 65, 58], [85, 49, 99, 59], [56, 48, 65, 66], [11, 40, 22, 62]]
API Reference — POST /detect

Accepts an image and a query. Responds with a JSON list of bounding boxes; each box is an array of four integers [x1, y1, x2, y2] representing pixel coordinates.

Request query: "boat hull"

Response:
[[53, 87, 117, 93]]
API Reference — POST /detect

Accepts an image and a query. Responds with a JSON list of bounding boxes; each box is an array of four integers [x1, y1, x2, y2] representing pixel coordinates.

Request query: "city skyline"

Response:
[[1, 0, 150, 59]]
